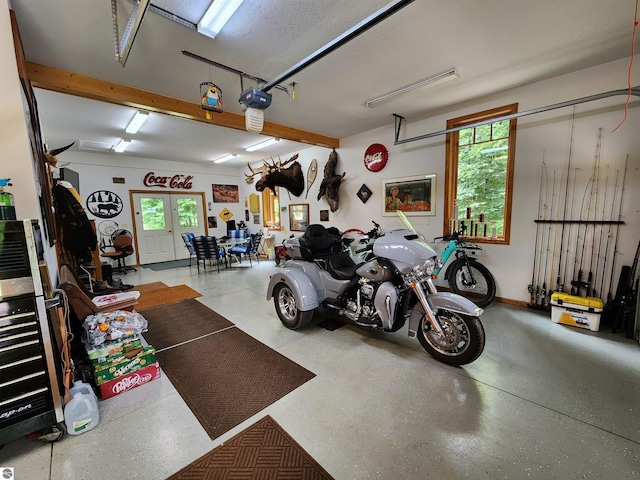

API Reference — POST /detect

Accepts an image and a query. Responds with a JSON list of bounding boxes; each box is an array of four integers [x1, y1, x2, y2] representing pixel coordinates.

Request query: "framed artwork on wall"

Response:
[[212, 184, 239, 203], [382, 174, 435, 216], [289, 204, 309, 231]]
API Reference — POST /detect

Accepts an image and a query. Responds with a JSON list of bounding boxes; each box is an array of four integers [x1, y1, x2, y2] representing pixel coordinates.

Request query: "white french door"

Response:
[[132, 192, 206, 264]]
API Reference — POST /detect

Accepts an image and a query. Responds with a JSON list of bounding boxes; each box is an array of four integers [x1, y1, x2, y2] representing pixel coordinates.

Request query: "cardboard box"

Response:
[[93, 346, 156, 385], [99, 362, 161, 400], [86, 338, 143, 364], [550, 292, 603, 332]]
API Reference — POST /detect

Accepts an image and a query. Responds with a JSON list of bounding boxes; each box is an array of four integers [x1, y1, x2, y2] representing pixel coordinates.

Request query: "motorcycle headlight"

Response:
[[423, 258, 436, 275], [412, 264, 424, 276]]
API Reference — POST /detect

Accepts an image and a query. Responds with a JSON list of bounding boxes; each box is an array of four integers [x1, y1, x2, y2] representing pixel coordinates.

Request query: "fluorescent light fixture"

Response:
[[365, 68, 459, 108], [246, 137, 279, 152], [125, 111, 149, 134], [213, 153, 237, 164], [198, 0, 244, 39], [113, 139, 131, 153]]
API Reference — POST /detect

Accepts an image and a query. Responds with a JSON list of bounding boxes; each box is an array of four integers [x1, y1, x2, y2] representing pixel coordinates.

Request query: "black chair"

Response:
[[100, 232, 136, 273], [192, 236, 227, 272], [181, 232, 197, 266]]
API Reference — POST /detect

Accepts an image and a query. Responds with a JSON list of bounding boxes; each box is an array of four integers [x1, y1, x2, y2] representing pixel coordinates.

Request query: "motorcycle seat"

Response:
[[328, 253, 360, 280], [299, 224, 342, 261]]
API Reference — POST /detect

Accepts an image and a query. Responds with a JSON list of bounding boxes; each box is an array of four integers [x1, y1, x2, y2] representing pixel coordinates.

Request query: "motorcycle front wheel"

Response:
[[273, 283, 314, 330], [448, 258, 496, 308], [413, 303, 485, 365]]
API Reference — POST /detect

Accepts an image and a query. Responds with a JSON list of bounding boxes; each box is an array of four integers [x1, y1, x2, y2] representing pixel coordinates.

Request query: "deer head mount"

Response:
[[317, 149, 345, 212], [245, 154, 304, 197]]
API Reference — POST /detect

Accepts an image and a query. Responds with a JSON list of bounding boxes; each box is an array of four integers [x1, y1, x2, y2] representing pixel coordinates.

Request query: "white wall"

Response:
[[1, 2, 59, 275], [267, 55, 640, 304]]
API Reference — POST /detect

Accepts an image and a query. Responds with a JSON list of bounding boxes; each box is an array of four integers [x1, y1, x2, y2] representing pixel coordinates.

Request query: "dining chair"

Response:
[[181, 232, 197, 266], [192, 236, 227, 272], [228, 232, 262, 266]]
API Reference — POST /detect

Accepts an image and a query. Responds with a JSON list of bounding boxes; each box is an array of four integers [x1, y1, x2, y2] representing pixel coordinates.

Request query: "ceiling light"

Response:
[[198, 0, 244, 40], [125, 111, 149, 134], [365, 68, 459, 108], [213, 153, 237, 164], [113, 139, 131, 153], [246, 138, 279, 152]]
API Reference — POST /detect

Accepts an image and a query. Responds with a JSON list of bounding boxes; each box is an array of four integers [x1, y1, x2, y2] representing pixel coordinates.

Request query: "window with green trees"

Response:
[[141, 197, 166, 230], [444, 104, 517, 244]]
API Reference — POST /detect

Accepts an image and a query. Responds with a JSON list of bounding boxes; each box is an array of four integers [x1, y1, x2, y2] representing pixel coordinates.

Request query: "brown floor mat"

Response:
[[156, 327, 315, 440], [167, 415, 334, 479], [140, 298, 233, 350], [135, 284, 201, 311]]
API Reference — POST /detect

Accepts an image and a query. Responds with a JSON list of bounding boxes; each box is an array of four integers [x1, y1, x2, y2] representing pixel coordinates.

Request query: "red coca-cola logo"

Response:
[[143, 172, 193, 189], [364, 144, 388, 172], [111, 371, 154, 394]]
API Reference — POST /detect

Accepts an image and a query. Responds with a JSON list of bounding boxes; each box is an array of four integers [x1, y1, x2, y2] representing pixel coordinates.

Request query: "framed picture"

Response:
[[289, 204, 309, 231], [212, 184, 239, 203], [382, 174, 435, 216], [319, 210, 329, 222]]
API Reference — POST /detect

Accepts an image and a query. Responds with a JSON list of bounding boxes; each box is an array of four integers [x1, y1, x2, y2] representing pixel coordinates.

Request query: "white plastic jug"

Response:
[[64, 392, 100, 435], [69, 380, 99, 411]]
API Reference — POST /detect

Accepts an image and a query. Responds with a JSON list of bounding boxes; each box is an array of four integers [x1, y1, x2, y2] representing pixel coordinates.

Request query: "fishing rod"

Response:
[[607, 154, 629, 302], [586, 128, 603, 296], [556, 108, 576, 292], [591, 172, 608, 297], [550, 171, 564, 295], [599, 168, 618, 299], [542, 169, 557, 306], [536, 161, 549, 306], [571, 173, 594, 295], [529, 160, 547, 306], [562, 167, 579, 290]]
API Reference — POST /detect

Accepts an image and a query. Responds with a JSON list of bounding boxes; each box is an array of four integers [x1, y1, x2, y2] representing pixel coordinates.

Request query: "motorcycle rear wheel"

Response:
[[414, 304, 485, 365], [273, 283, 314, 330], [448, 258, 496, 308]]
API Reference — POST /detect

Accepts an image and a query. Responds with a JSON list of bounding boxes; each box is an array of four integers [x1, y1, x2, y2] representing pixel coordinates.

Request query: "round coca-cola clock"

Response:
[[364, 143, 388, 172]]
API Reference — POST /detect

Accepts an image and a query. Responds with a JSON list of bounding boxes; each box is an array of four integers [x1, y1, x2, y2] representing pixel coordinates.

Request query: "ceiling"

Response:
[[10, 0, 639, 169]]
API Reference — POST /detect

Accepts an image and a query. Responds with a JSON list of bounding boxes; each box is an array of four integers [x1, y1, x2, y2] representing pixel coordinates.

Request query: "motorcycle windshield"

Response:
[[396, 210, 415, 233]]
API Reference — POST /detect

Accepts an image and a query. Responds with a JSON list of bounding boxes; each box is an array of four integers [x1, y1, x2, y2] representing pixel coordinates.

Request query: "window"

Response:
[[444, 104, 517, 244], [262, 187, 281, 230], [140, 197, 166, 230], [177, 198, 198, 228]]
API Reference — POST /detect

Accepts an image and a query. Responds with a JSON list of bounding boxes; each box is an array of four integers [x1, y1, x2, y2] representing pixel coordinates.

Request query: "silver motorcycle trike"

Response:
[[266, 212, 485, 365]]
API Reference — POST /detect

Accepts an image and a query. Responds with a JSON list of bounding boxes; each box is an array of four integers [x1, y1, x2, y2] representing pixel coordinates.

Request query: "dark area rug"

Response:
[[140, 298, 233, 350], [142, 259, 193, 271], [156, 328, 315, 439], [167, 415, 334, 480]]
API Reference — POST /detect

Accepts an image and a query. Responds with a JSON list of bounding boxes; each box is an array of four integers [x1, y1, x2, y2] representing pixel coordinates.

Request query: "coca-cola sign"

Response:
[[143, 172, 194, 189]]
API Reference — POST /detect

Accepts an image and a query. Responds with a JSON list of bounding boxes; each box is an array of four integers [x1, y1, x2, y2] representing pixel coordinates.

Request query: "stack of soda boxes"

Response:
[[83, 311, 161, 399]]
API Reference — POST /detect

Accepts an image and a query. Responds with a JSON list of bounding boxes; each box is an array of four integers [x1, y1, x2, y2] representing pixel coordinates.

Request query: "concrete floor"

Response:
[[1, 259, 639, 479]]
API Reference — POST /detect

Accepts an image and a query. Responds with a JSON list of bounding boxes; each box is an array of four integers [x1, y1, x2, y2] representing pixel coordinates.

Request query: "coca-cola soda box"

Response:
[[99, 362, 161, 400]]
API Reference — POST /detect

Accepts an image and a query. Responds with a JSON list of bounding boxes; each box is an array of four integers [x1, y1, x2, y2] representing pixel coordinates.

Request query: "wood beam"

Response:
[[25, 62, 340, 150]]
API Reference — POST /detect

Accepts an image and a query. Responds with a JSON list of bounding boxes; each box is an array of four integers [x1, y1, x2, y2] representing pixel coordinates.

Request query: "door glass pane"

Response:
[[177, 198, 199, 228], [141, 197, 166, 230]]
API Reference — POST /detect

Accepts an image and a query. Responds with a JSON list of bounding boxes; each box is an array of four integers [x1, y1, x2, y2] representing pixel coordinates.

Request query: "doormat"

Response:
[[167, 415, 334, 479], [153, 320, 315, 439], [142, 259, 193, 271], [135, 285, 201, 312], [141, 298, 233, 350]]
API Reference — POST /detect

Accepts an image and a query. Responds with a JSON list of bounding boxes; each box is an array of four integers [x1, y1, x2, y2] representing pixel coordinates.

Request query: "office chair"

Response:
[[100, 231, 136, 274]]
